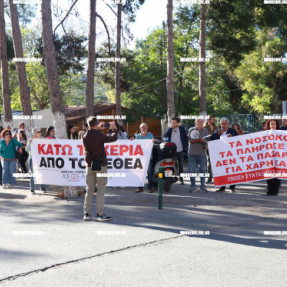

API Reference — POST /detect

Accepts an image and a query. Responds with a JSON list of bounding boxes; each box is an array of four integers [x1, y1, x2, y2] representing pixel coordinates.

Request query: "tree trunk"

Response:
[[0, 0, 13, 128], [86, 0, 96, 118], [9, 0, 33, 137], [42, 0, 77, 198], [160, 24, 166, 108], [166, 0, 175, 123], [199, 1, 206, 114], [115, 3, 122, 124]]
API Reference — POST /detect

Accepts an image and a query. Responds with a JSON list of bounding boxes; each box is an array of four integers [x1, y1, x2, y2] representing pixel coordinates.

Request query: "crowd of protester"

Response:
[[0, 116, 285, 209], [0, 123, 58, 193]]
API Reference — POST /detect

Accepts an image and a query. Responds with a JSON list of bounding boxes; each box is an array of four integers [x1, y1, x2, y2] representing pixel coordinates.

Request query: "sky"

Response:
[[77, 0, 167, 49], [23, 0, 169, 50]]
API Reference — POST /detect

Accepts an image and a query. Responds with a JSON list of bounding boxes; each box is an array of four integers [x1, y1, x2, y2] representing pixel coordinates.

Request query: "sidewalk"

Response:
[[0, 177, 287, 286]]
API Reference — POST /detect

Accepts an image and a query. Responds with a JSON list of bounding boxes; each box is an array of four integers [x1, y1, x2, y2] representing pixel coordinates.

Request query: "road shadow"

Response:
[[1, 179, 287, 250]]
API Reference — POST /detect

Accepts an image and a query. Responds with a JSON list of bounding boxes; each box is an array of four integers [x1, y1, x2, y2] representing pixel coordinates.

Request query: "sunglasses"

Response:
[[36, 131, 41, 133], [4, 133, 11, 136]]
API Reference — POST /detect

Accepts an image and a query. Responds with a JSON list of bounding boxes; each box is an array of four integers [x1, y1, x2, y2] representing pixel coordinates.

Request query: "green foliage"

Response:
[[235, 29, 287, 114], [35, 32, 88, 75], [115, 0, 145, 22], [3, 0, 287, 118]]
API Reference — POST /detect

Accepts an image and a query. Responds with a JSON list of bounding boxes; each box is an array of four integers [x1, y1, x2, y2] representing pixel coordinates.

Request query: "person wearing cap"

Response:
[[26, 127, 47, 194]]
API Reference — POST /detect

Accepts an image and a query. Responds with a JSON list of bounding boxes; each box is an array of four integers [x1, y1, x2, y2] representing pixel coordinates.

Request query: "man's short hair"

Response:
[[196, 117, 204, 123], [32, 127, 41, 134], [140, 122, 148, 129], [171, 117, 180, 123], [220, 117, 229, 123], [83, 123, 88, 127], [209, 115, 215, 120], [87, 116, 99, 128]]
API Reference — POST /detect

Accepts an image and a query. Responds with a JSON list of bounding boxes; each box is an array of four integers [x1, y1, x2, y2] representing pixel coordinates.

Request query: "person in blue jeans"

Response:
[[0, 160, 2, 186], [188, 118, 209, 192], [25, 127, 47, 194], [132, 123, 155, 193], [0, 129, 23, 189]]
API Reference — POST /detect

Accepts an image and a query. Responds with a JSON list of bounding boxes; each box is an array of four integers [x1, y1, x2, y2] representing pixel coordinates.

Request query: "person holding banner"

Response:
[[188, 118, 209, 192], [0, 129, 23, 189], [26, 127, 47, 194], [132, 123, 155, 193], [211, 118, 238, 192], [204, 115, 218, 184], [82, 117, 118, 222], [265, 119, 280, 196]]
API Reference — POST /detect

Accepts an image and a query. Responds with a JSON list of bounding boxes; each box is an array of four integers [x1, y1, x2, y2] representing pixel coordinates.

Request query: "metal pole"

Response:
[[158, 167, 163, 209], [282, 101, 287, 115]]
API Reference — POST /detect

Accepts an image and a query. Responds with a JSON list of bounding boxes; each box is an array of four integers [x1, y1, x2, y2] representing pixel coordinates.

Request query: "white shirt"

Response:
[[171, 127, 183, 152], [220, 130, 228, 139]]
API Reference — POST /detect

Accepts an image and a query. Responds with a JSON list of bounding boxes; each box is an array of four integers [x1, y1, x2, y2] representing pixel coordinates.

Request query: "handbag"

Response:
[[11, 139, 21, 160], [83, 138, 104, 171], [91, 156, 102, 171]]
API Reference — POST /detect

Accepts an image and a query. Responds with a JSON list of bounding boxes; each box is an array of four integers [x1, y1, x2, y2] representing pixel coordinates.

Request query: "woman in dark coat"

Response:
[[265, 119, 280, 196]]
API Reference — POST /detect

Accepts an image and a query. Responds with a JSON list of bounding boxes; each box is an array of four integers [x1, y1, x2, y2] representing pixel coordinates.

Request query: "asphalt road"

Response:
[[0, 177, 287, 287]]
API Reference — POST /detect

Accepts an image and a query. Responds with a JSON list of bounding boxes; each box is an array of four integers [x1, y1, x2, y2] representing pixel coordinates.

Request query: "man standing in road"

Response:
[[188, 118, 209, 193], [164, 117, 188, 185], [82, 117, 118, 221]]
